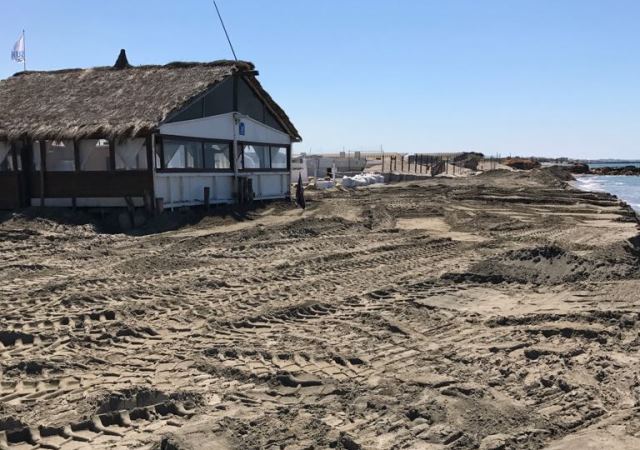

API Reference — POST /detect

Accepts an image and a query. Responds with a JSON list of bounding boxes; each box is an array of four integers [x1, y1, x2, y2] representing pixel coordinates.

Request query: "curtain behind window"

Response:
[[0, 142, 13, 171], [79, 140, 110, 171], [45, 141, 75, 171], [116, 139, 148, 170]]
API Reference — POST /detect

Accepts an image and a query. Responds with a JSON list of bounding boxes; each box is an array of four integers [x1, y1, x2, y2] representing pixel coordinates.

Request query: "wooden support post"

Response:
[[39, 141, 46, 208], [109, 140, 116, 171], [414, 155, 418, 173], [10, 143, 18, 172], [204, 186, 210, 212], [72, 139, 79, 210], [124, 196, 135, 225], [143, 190, 152, 215], [401, 156, 404, 172], [155, 198, 164, 215], [247, 178, 254, 205], [10, 143, 21, 206], [381, 154, 385, 173], [145, 136, 154, 171], [419, 155, 423, 174]]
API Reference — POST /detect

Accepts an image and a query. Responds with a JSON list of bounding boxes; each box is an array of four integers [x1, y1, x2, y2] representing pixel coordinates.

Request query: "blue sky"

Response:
[[1, 0, 639, 159]]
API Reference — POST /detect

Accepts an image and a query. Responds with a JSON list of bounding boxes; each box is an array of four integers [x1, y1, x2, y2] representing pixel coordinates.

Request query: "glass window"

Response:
[[163, 139, 202, 169], [204, 143, 231, 169], [241, 144, 269, 169], [45, 140, 75, 172], [116, 139, 148, 170], [185, 142, 203, 169], [270, 147, 288, 169], [79, 139, 110, 171], [0, 142, 13, 172]]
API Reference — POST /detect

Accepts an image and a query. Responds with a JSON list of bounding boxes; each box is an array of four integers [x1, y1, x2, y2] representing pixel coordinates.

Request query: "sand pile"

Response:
[[450, 243, 640, 284]]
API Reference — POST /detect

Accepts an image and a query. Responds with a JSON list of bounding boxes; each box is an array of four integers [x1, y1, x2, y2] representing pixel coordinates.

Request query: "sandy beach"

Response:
[[2, 168, 640, 449]]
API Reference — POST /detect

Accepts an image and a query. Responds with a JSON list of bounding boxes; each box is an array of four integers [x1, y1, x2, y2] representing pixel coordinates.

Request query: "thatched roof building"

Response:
[[0, 50, 301, 211], [0, 54, 300, 142]]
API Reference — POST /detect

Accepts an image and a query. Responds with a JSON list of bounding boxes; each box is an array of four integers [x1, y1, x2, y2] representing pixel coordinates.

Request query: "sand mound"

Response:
[[3, 169, 640, 449], [445, 241, 640, 285]]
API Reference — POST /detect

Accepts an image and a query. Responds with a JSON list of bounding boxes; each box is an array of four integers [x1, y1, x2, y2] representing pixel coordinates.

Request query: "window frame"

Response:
[[238, 141, 291, 172], [157, 135, 234, 173], [269, 145, 289, 170]]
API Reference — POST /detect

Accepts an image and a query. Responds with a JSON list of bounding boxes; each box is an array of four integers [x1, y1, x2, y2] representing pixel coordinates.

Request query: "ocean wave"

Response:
[[574, 175, 640, 211]]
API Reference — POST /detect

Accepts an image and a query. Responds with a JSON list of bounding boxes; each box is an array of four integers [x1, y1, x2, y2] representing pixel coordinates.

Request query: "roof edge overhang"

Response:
[[0, 125, 157, 143]]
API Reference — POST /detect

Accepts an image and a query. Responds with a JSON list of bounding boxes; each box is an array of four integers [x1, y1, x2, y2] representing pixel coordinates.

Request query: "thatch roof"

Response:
[[0, 56, 300, 142]]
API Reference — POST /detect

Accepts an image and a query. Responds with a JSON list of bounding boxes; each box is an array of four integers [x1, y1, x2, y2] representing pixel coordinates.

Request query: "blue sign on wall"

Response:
[[239, 122, 246, 136]]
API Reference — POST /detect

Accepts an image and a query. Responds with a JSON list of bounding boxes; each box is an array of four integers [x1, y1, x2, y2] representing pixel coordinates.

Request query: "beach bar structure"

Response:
[[0, 51, 301, 209]]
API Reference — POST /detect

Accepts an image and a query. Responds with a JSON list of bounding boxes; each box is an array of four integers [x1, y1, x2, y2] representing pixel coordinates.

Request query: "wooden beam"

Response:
[[204, 186, 210, 211], [39, 141, 46, 207], [145, 136, 154, 172], [10, 142, 21, 206], [72, 140, 79, 209], [109, 140, 116, 171], [159, 136, 166, 170], [21, 140, 33, 206], [73, 140, 80, 172], [10, 142, 18, 172]]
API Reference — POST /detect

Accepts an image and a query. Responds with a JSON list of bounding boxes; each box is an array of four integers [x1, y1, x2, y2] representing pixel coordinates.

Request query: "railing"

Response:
[[381, 154, 452, 176], [381, 153, 503, 176]]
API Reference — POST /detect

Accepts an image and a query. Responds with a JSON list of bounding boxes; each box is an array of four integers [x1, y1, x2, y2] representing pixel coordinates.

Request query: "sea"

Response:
[[574, 175, 640, 211], [587, 162, 640, 168]]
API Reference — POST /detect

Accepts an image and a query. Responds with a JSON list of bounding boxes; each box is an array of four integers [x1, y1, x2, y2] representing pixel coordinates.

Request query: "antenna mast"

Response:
[[212, 0, 238, 61]]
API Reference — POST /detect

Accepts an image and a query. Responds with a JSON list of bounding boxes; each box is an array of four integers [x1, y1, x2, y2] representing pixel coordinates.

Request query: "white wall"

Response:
[[159, 112, 291, 146], [243, 173, 291, 199], [155, 173, 234, 207], [306, 156, 367, 178], [154, 172, 290, 207], [291, 157, 308, 184]]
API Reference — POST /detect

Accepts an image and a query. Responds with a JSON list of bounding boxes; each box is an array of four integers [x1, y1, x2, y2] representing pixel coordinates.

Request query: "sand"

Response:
[[1, 168, 640, 449]]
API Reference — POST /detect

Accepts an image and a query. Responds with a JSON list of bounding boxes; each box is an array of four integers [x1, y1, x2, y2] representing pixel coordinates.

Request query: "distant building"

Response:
[[0, 50, 301, 209], [291, 155, 309, 184], [305, 154, 367, 178]]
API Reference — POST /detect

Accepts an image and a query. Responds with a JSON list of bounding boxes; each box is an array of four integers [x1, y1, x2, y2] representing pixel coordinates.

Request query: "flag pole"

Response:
[[23, 30, 26, 71]]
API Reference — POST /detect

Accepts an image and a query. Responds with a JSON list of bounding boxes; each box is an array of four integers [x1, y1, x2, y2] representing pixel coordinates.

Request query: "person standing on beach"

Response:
[[296, 172, 306, 209]]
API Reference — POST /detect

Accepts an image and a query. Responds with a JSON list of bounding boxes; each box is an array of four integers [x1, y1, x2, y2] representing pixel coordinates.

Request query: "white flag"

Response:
[[11, 32, 25, 63]]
